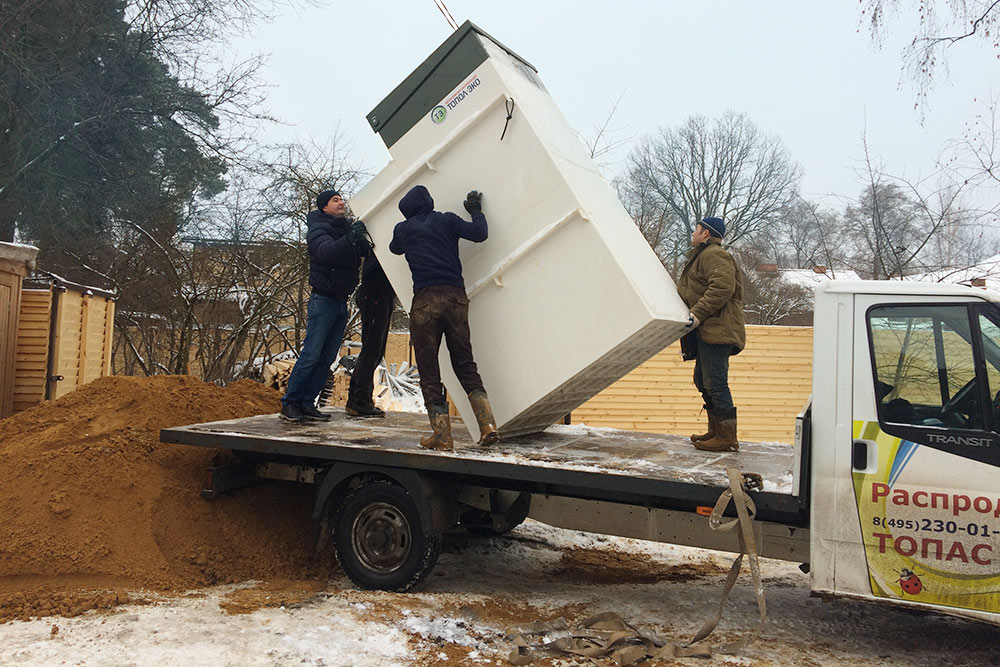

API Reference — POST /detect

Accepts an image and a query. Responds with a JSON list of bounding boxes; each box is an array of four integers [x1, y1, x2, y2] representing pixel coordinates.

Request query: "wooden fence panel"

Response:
[[572, 325, 812, 444], [380, 326, 813, 444], [0, 272, 19, 418], [13, 289, 51, 412]]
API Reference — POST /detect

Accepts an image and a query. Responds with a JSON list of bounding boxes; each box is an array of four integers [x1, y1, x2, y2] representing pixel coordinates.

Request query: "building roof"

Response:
[[775, 267, 862, 289]]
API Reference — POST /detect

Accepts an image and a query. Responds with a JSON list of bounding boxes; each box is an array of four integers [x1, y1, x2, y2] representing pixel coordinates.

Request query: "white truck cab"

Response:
[[810, 280, 1000, 624]]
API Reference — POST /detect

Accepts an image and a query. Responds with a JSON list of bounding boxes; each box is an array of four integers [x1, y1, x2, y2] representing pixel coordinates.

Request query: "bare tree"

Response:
[[576, 89, 633, 176], [623, 111, 802, 252], [948, 91, 1000, 192], [861, 0, 1000, 110], [748, 196, 847, 271], [614, 173, 688, 275], [734, 249, 813, 325], [111, 136, 370, 382], [841, 135, 991, 278]]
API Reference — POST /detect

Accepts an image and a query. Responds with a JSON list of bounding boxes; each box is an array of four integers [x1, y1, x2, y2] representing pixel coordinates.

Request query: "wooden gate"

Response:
[[1, 243, 39, 418]]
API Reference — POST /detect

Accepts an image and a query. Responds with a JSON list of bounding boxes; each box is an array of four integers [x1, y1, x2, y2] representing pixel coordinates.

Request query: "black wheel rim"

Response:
[[351, 501, 412, 574]]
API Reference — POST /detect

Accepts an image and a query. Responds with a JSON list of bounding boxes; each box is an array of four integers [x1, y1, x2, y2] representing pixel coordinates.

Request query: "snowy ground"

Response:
[[2, 520, 998, 666]]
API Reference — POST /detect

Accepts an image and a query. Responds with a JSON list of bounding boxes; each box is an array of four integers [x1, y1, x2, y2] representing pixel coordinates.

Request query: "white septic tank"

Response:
[[351, 21, 690, 439]]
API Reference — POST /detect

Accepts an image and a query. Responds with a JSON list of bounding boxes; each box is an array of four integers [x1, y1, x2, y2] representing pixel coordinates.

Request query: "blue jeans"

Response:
[[693, 338, 736, 419], [282, 293, 349, 407]]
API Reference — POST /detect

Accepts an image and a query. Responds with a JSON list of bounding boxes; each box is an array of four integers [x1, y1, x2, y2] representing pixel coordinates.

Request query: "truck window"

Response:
[[868, 305, 983, 430], [977, 312, 1000, 427]]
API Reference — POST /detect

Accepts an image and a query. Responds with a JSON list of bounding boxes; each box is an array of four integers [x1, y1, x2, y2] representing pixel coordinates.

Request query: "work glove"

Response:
[[685, 312, 700, 330], [348, 220, 367, 246], [463, 190, 483, 215]]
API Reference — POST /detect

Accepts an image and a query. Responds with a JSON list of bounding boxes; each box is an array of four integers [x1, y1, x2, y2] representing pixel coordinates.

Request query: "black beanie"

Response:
[[316, 190, 340, 211]]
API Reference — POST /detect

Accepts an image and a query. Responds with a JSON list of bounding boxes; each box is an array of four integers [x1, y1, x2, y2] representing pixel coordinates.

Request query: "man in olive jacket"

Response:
[[675, 216, 745, 452]]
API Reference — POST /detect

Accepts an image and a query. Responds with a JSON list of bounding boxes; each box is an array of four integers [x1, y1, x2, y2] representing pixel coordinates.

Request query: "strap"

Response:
[[506, 468, 766, 664]]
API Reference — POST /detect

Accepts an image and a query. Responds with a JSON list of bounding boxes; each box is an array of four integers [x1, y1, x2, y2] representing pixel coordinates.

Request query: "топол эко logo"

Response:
[[430, 106, 447, 124]]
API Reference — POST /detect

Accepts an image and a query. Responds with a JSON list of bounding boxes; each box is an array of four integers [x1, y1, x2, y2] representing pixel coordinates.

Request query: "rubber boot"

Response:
[[468, 390, 500, 446], [420, 403, 453, 451], [690, 408, 716, 443], [694, 410, 739, 452]]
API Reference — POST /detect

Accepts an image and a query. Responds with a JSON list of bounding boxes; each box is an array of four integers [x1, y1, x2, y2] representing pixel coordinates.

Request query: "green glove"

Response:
[[348, 220, 367, 246], [463, 190, 483, 215]]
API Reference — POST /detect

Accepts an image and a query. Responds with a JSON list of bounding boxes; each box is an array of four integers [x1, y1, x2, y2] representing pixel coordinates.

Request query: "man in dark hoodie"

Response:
[[280, 190, 369, 422], [390, 185, 498, 450], [344, 253, 396, 418]]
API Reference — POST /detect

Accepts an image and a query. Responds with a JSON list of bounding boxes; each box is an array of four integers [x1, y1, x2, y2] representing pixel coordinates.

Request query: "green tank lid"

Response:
[[366, 20, 536, 149]]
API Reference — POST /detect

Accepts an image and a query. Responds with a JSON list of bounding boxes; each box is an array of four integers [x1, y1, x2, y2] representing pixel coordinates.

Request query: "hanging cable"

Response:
[[432, 0, 459, 30], [500, 98, 515, 141]]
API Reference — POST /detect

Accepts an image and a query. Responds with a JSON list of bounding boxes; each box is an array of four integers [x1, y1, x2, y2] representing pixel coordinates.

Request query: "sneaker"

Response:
[[300, 403, 331, 422], [279, 403, 306, 423], [345, 402, 386, 418]]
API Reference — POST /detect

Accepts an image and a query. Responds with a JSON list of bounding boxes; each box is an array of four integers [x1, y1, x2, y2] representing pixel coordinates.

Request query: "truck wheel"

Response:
[[333, 479, 441, 591]]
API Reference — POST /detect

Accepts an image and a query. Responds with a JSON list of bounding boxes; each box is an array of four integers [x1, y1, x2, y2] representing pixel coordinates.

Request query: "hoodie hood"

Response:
[[399, 185, 434, 218]]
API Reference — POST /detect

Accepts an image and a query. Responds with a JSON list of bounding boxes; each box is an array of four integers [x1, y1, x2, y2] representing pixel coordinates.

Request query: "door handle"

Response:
[[852, 439, 876, 472]]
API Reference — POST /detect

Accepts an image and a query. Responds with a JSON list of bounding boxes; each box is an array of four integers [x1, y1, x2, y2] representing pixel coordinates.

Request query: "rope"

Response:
[[505, 468, 766, 665], [500, 98, 515, 141], [432, 0, 459, 30]]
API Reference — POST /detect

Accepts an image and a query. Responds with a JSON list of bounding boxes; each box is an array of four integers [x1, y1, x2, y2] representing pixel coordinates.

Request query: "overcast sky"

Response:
[[231, 1, 998, 203]]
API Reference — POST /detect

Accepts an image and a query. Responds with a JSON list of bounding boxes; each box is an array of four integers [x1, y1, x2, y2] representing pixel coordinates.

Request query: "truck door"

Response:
[[849, 297, 1000, 619]]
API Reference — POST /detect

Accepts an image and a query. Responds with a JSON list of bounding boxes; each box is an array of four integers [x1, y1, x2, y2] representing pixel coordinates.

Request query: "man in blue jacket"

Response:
[[281, 190, 369, 422], [390, 185, 498, 449]]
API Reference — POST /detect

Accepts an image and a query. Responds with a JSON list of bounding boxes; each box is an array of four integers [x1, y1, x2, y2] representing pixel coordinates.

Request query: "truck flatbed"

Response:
[[160, 409, 804, 523]]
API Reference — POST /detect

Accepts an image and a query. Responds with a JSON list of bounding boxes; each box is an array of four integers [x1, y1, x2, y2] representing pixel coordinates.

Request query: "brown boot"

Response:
[[690, 408, 716, 443], [468, 390, 500, 445], [420, 403, 453, 451], [694, 411, 739, 452]]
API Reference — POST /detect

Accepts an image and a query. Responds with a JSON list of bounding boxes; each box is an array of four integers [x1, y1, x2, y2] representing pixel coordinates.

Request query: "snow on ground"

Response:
[[2, 520, 999, 666]]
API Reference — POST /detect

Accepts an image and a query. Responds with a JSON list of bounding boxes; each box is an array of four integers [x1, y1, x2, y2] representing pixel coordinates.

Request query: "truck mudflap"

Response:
[[852, 420, 1000, 615]]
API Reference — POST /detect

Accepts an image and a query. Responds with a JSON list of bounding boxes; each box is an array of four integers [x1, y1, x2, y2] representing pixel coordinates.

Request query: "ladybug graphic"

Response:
[[897, 568, 924, 595]]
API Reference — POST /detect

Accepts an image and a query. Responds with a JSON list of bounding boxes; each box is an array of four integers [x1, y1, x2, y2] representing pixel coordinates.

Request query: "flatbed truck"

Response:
[[161, 281, 1000, 626]]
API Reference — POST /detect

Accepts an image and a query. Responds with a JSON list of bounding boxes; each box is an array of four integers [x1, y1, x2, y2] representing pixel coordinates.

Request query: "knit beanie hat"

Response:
[[316, 190, 340, 211], [701, 216, 726, 238]]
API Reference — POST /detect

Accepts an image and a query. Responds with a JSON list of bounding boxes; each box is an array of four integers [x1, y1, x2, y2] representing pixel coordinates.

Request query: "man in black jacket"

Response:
[[390, 185, 498, 449], [345, 253, 396, 418], [281, 190, 369, 422]]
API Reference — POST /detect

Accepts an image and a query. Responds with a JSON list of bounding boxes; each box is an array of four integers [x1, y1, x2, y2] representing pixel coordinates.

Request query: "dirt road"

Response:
[[3, 520, 999, 666]]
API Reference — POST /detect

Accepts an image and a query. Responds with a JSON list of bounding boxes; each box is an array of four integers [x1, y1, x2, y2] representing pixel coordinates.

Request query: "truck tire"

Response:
[[333, 479, 441, 591]]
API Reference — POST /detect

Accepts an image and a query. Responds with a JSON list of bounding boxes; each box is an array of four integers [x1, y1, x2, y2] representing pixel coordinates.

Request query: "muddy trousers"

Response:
[[693, 338, 737, 420], [409, 285, 485, 406], [347, 273, 395, 409]]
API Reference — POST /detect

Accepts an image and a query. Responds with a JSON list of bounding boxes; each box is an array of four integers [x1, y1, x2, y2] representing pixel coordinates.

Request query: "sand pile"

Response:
[[0, 375, 338, 621]]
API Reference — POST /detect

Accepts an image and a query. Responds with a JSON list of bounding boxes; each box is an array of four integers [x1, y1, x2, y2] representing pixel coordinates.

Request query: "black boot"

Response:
[[279, 403, 306, 423], [345, 401, 386, 418], [299, 402, 331, 422]]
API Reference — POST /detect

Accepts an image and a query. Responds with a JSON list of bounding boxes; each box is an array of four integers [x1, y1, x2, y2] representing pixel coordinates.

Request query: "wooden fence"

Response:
[[572, 326, 812, 444], [379, 326, 813, 444], [11, 279, 115, 413]]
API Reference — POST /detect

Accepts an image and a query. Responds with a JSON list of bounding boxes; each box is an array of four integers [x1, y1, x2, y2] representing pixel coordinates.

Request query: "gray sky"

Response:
[[232, 1, 998, 202]]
